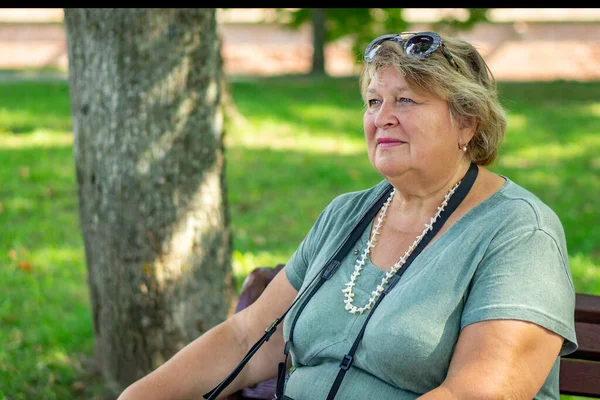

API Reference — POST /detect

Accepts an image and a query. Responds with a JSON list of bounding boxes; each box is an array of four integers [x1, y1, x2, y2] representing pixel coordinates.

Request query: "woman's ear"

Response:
[[459, 116, 477, 144]]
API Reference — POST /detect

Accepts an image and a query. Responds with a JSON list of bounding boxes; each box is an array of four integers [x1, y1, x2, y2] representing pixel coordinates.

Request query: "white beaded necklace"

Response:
[[342, 181, 461, 315]]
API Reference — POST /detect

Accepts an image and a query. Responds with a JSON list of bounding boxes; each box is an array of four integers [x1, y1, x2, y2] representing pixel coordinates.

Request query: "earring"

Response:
[[462, 144, 467, 152]]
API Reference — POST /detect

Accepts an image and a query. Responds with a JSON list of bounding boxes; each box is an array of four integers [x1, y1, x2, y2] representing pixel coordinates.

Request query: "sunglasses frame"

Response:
[[363, 31, 461, 72]]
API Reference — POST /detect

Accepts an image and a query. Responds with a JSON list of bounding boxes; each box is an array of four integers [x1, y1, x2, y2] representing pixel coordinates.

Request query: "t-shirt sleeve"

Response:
[[284, 200, 335, 291], [461, 228, 578, 356]]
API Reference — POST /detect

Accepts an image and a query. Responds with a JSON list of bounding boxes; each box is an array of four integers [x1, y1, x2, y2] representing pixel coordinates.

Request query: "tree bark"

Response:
[[310, 8, 327, 76], [63, 8, 234, 395]]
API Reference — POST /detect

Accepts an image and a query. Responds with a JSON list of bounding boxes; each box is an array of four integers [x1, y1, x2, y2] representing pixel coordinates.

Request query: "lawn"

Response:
[[0, 77, 598, 399]]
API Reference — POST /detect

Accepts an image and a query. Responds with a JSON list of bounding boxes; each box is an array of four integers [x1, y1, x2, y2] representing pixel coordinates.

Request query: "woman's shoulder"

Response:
[[481, 176, 566, 239]]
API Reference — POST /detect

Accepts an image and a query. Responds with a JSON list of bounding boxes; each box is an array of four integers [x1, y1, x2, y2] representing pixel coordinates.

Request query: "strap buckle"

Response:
[[339, 354, 353, 370]]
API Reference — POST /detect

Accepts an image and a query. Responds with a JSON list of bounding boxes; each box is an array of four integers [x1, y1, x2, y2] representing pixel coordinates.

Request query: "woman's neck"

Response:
[[386, 161, 472, 230]]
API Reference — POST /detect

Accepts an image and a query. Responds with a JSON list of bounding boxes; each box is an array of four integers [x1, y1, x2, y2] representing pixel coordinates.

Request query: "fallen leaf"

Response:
[[9, 330, 22, 341], [18, 261, 33, 272], [72, 381, 85, 392], [253, 235, 266, 245], [1, 314, 16, 324], [8, 249, 17, 260], [348, 169, 362, 179]]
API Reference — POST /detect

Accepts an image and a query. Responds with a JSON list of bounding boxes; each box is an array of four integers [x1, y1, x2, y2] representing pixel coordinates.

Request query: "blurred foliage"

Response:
[[273, 8, 490, 64]]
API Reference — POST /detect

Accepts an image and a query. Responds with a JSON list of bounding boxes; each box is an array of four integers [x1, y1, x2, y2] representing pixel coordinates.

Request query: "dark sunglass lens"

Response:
[[405, 34, 437, 58]]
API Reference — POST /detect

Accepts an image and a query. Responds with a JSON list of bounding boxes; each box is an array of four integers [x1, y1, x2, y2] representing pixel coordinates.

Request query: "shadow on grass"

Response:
[[229, 75, 365, 142], [0, 140, 110, 398], [0, 81, 73, 134]]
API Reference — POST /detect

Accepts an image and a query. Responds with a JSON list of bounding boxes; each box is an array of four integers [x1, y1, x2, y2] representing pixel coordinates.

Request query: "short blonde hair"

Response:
[[360, 34, 507, 166]]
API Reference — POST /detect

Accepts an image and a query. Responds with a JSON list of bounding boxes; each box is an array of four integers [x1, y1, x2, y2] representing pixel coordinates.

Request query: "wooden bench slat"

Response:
[[559, 359, 600, 397], [562, 322, 600, 361], [575, 293, 600, 324]]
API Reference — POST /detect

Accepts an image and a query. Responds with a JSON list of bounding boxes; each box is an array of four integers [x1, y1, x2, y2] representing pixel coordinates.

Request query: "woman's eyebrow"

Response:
[[367, 85, 411, 94]]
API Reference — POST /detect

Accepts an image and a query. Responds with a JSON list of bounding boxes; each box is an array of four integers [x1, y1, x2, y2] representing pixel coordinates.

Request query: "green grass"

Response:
[[1, 77, 598, 399]]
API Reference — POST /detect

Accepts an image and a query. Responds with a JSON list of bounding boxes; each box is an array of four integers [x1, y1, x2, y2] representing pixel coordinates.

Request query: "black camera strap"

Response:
[[325, 162, 479, 400], [205, 162, 478, 400], [204, 181, 395, 400]]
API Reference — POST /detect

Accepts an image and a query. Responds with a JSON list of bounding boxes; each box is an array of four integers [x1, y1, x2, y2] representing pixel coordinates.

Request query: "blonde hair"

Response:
[[359, 35, 507, 166]]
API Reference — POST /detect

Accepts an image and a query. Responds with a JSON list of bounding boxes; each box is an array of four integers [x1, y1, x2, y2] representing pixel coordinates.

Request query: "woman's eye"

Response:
[[398, 97, 414, 104], [368, 99, 381, 107]]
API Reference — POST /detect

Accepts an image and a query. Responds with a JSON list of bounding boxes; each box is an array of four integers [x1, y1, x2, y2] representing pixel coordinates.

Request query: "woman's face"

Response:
[[363, 66, 472, 182]]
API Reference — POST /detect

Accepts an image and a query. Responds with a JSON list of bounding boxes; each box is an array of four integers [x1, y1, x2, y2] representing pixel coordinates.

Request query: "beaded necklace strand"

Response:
[[342, 181, 461, 315]]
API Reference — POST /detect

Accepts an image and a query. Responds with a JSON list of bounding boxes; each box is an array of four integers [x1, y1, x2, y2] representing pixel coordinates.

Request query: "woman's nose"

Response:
[[374, 102, 399, 129]]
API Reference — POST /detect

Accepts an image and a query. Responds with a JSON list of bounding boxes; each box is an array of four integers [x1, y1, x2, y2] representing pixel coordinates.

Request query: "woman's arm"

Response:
[[118, 267, 298, 400], [418, 319, 564, 399]]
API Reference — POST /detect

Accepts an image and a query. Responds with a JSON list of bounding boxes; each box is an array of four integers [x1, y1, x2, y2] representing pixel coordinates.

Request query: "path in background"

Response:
[[2, 9, 600, 81]]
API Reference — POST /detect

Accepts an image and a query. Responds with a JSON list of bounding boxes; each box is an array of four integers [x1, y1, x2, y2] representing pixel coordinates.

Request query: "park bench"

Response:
[[231, 265, 600, 399], [560, 292, 600, 398]]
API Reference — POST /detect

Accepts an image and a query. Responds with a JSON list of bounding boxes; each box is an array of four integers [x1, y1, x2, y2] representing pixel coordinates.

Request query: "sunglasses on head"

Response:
[[363, 31, 461, 72]]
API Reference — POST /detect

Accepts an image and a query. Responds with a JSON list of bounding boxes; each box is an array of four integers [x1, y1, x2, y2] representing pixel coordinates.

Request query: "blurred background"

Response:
[[1, 8, 600, 81], [1, 8, 599, 400]]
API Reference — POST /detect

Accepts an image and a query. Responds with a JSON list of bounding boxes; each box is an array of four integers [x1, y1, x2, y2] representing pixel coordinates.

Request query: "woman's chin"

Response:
[[374, 163, 410, 179]]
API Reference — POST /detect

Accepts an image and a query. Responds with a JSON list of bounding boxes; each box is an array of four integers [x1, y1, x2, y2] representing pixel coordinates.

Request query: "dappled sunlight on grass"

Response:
[[0, 130, 73, 149], [582, 102, 600, 117], [2, 245, 89, 325], [29, 247, 87, 291], [230, 76, 364, 142], [0, 82, 72, 132], [0, 104, 93, 397], [1, 241, 94, 395], [39, 348, 72, 367], [501, 133, 600, 168], [33, 247, 84, 265], [0, 111, 72, 135], [511, 169, 562, 189], [569, 253, 600, 295], [226, 119, 366, 154], [504, 113, 527, 131], [3, 196, 35, 213], [294, 103, 360, 121], [287, 103, 364, 137]]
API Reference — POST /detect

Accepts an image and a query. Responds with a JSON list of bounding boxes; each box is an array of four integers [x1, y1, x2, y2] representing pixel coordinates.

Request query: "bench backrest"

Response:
[[559, 292, 600, 398]]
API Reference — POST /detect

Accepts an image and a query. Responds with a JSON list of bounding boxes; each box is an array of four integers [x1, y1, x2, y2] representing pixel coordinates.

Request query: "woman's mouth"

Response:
[[377, 137, 405, 149]]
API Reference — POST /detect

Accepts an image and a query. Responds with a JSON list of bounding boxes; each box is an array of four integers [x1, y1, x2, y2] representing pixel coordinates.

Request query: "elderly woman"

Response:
[[118, 32, 577, 400]]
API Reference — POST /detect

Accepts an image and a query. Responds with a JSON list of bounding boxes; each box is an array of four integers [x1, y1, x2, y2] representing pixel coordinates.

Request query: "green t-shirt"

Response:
[[282, 177, 578, 400]]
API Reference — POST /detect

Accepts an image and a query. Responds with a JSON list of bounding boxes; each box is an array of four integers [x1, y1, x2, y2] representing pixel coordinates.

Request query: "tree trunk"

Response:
[[63, 8, 234, 395], [310, 8, 327, 76]]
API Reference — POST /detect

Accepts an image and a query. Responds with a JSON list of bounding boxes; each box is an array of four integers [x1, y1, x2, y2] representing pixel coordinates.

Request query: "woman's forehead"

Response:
[[367, 67, 407, 88], [366, 69, 429, 97]]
